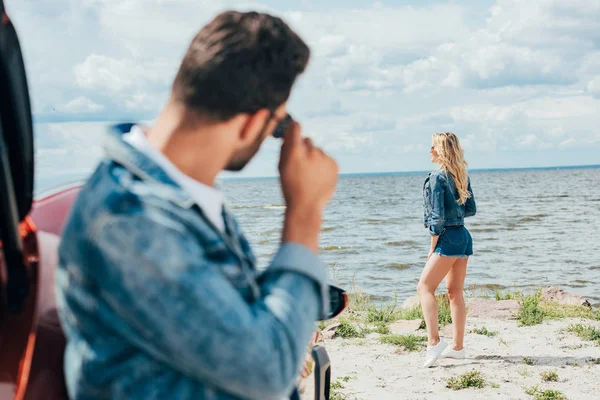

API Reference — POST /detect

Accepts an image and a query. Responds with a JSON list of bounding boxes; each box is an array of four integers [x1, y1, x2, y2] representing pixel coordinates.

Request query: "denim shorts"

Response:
[[433, 226, 473, 258]]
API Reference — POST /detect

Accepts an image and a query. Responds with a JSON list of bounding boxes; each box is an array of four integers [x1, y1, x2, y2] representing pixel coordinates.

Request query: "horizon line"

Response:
[[220, 163, 600, 181]]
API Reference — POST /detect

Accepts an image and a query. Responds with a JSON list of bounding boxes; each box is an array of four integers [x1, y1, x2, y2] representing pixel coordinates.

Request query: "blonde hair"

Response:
[[433, 132, 471, 205]]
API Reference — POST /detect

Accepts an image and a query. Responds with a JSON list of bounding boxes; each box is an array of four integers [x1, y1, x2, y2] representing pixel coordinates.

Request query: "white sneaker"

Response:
[[423, 339, 448, 368], [441, 346, 466, 359]]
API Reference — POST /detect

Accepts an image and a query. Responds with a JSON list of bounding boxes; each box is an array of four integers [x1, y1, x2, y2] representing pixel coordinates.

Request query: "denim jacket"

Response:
[[55, 123, 330, 400], [423, 168, 476, 236]]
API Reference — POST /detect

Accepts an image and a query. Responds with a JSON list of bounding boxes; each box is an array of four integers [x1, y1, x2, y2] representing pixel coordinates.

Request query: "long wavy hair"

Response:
[[433, 132, 471, 204]]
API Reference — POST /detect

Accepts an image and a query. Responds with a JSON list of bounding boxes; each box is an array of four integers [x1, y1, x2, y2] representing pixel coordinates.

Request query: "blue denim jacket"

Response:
[[55, 124, 330, 400], [423, 169, 476, 236]]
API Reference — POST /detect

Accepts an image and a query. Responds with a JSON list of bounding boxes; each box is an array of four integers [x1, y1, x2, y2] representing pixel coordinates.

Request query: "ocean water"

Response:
[[221, 167, 600, 305]]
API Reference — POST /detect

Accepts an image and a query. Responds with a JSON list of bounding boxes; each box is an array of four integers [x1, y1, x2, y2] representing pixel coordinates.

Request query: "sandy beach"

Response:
[[318, 289, 600, 400]]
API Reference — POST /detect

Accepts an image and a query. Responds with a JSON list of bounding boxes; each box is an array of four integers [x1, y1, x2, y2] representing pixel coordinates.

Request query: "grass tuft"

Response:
[[336, 320, 368, 339], [525, 385, 567, 400], [373, 323, 391, 335], [472, 326, 498, 337], [493, 287, 599, 326], [437, 294, 453, 326], [542, 303, 599, 320], [523, 357, 535, 366], [398, 305, 425, 321], [525, 385, 539, 396], [565, 324, 600, 345], [347, 278, 372, 314], [495, 288, 518, 301], [518, 367, 531, 377], [379, 334, 427, 352], [365, 293, 401, 325], [330, 378, 348, 400], [540, 371, 559, 382], [517, 290, 545, 326], [446, 370, 485, 391]]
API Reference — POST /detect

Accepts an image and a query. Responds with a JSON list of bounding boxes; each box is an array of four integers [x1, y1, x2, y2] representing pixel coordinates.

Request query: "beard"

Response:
[[224, 132, 265, 172]]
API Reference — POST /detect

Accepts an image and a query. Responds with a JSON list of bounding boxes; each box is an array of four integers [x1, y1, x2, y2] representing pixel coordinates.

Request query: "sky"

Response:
[[5, 0, 600, 186]]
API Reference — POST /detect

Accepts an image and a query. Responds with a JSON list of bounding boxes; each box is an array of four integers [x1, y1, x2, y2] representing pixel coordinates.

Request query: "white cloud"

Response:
[[349, 115, 397, 133], [4, 0, 600, 178], [56, 97, 105, 113], [588, 76, 600, 97], [74, 55, 134, 93], [74, 54, 173, 93], [33, 122, 108, 190], [559, 138, 577, 149], [125, 92, 163, 111], [517, 134, 540, 148], [522, 96, 598, 119], [386, 1, 593, 91], [292, 4, 470, 51], [315, 35, 349, 58]]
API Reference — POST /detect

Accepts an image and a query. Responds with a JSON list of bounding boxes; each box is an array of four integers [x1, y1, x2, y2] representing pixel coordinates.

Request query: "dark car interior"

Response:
[[0, 2, 69, 399]]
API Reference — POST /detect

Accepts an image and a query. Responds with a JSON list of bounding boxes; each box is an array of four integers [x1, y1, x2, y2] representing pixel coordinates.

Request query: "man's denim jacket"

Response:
[[55, 124, 330, 400], [423, 169, 476, 236]]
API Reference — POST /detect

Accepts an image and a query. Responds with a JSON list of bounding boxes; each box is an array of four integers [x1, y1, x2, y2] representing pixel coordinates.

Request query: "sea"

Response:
[[220, 166, 600, 306], [37, 165, 600, 306]]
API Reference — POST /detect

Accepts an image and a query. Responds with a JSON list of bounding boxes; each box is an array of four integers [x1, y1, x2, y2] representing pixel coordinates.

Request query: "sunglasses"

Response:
[[272, 113, 294, 139]]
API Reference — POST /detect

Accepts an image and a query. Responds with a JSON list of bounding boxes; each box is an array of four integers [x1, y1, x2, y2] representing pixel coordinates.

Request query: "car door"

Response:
[[0, 2, 68, 399]]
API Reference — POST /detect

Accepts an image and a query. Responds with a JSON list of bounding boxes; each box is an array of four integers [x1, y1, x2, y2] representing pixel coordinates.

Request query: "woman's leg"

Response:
[[446, 257, 468, 350], [417, 254, 457, 346]]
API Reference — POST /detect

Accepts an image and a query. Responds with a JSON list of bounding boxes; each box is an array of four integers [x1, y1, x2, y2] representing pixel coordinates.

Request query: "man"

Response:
[[55, 10, 338, 400]]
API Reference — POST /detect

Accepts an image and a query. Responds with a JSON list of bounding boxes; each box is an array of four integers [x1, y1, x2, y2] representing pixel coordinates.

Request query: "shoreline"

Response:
[[318, 287, 600, 400]]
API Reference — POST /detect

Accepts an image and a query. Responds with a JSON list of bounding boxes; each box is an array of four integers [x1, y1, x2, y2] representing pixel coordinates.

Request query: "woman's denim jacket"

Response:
[[423, 169, 476, 236]]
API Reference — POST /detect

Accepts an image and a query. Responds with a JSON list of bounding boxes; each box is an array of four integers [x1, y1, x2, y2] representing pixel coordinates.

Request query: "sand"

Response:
[[325, 317, 600, 399]]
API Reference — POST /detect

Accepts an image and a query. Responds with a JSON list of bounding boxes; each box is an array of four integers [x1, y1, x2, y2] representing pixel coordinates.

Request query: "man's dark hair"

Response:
[[172, 11, 310, 121]]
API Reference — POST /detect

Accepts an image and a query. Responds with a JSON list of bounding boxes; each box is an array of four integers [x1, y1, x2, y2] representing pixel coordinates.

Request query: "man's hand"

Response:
[[279, 121, 338, 252]]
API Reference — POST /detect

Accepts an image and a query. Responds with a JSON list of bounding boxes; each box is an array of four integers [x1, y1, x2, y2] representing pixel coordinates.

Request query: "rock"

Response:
[[322, 322, 340, 332], [322, 330, 336, 340], [366, 332, 381, 340], [541, 287, 592, 308], [467, 298, 519, 320], [389, 320, 423, 334], [321, 322, 340, 339], [402, 295, 420, 309]]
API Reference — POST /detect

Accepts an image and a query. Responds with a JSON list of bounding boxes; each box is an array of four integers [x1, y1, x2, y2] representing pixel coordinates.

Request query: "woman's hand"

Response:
[[429, 235, 439, 259]]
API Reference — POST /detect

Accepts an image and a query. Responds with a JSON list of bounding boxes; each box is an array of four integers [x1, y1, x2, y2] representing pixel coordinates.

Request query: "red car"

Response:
[[0, 3, 346, 399]]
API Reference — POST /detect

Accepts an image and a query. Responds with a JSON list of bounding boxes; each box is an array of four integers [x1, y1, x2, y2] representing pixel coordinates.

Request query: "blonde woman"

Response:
[[419, 132, 476, 368]]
